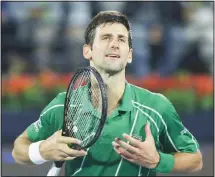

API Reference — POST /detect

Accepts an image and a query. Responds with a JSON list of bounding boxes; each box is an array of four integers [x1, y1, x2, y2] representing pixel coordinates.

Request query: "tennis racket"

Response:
[[47, 66, 108, 176]]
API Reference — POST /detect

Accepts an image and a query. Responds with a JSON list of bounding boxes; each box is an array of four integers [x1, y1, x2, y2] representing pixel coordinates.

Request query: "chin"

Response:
[[103, 67, 124, 75]]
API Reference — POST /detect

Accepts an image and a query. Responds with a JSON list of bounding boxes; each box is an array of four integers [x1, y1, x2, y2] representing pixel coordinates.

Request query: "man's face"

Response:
[[84, 23, 132, 75]]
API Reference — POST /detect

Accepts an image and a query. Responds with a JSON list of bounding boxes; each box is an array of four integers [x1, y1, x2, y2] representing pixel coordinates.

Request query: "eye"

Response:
[[103, 36, 110, 40], [119, 38, 125, 42]]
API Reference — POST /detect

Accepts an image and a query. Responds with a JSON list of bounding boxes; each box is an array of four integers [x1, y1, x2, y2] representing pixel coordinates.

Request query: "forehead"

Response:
[[95, 23, 128, 37]]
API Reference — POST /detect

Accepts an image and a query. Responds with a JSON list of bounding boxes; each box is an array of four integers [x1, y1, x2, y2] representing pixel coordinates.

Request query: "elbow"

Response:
[[12, 141, 28, 165], [12, 141, 20, 164], [12, 143, 17, 162], [12, 148, 29, 165], [12, 148, 19, 164], [12, 147, 21, 165], [195, 158, 203, 171], [192, 152, 203, 172], [11, 148, 15, 161]]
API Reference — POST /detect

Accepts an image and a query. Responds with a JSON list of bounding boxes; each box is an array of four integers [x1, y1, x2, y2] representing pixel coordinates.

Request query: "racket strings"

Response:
[[65, 71, 102, 146], [66, 71, 90, 121], [73, 88, 101, 144], [65, 71, 90, 138]]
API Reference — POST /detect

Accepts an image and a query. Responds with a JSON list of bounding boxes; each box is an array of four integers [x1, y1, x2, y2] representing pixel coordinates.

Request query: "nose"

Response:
[[110, 39, 119, 49]]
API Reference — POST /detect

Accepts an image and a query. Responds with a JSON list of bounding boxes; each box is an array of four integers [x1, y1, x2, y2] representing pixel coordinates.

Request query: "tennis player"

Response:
[[12, 11, 203, 176]]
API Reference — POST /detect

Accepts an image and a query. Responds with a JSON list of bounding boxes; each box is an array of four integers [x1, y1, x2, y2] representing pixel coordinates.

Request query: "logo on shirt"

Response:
[[33, 119, 42, 132]]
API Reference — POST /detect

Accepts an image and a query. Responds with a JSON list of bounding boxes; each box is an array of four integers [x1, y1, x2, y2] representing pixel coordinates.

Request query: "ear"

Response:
[[83, 44, 92, 61], [127, 49, 133, 64]]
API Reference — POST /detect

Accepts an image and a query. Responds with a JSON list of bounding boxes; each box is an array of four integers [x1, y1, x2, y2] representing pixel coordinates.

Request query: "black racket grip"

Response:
[[55, 161, 64, 168]]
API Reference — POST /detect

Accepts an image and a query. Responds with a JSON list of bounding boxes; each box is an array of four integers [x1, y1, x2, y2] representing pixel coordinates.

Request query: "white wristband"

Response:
[[28, 140, 48, 165]]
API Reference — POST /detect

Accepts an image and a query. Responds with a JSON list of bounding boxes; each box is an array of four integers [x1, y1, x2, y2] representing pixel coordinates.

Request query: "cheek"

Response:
[[121, 48, 130, 58], [93, 43, 103, 52], [93, 41, 106, 50], [93, 46, 106, 57]]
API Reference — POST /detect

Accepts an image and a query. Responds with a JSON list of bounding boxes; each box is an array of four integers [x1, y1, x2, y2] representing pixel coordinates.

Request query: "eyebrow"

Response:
[[100, 33, 128, 39]]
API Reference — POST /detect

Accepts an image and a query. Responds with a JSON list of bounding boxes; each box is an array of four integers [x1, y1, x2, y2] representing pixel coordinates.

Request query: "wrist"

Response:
[[39, 140, 49, 161], [152, 152, 175, 173], [28, 140, 49, 165], [150, 151, 160, 169]]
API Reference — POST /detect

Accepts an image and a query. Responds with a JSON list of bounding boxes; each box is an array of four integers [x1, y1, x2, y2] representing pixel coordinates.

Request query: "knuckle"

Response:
[[135, 149, 140, 154]]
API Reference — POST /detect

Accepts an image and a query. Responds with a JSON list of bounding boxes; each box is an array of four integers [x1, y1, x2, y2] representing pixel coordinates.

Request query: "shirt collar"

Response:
[[117, 81, 133, 112]]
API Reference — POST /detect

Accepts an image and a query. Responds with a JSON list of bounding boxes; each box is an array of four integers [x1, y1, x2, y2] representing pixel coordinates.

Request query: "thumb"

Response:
[[57, 129, 63, 136], [145, 122, 153, 141]]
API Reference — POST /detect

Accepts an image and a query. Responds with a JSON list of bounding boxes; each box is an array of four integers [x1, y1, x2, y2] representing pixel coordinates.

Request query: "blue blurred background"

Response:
[[1, 1, 214, 176]]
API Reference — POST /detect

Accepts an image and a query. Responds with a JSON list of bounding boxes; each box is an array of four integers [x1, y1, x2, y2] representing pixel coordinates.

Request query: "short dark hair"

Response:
[[84, 11, 132, 49]]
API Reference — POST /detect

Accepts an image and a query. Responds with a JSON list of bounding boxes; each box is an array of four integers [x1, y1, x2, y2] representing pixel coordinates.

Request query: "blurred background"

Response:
[[1, 1, 214, 176]]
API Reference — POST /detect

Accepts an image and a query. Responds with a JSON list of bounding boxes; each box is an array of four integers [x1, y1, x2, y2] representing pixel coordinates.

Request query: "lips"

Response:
[[105, 54, 120, 58]]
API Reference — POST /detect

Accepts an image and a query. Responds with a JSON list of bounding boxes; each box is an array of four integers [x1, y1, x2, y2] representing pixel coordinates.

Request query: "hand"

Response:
[[112, 123, 160, 169], [40, 130, 87, 161]]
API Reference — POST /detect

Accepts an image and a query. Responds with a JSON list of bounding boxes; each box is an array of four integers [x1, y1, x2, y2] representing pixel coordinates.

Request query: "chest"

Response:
[[87, 109, 162, 161]]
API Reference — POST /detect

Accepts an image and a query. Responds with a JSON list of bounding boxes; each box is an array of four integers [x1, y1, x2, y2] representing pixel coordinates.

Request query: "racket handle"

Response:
[[47, 161, 64, 176]]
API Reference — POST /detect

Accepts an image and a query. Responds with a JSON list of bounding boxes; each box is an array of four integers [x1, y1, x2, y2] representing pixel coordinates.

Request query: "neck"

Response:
[[93, 67, 126, 114]]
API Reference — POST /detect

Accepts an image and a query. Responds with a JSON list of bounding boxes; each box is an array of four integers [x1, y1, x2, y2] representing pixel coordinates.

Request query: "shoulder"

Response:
[[130, 84, 173, 114], [40, 92, 66, 117]]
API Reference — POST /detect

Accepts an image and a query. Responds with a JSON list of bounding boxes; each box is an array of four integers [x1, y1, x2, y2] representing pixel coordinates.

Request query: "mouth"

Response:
[[105, 54, 120, 59]]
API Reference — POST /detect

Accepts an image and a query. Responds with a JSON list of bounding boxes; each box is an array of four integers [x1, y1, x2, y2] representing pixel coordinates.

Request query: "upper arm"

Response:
[[26, 94, 64, 142], [159, 100, 200, 154], [14, 129, 32, 144], [26, 112, 53, 142]]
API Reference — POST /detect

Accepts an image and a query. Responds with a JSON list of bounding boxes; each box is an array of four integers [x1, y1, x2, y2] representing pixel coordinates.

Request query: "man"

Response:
[[12, 11, 202, 176]]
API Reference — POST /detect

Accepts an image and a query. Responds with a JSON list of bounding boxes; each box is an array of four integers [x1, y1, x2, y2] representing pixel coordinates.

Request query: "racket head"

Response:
[[62, 66, 107, 149]]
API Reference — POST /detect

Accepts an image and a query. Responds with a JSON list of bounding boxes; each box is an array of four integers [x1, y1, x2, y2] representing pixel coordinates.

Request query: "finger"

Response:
[[145, 122, 153, 141], [121, 154, 135, 163], [121, 134, 142, 148], [60, 151, 70, 158], [112, 141, 120, 148], [58, 136, 81, 145], [113, 146, 134, 159], [66, 149, 87, 157], [59, 144, 87, 157], [55, 129, 63, 137], [67, 148, 87, 157], [64, 156, 76, 161], [114, 138, 139, 154], [113, 146, 121, 155]]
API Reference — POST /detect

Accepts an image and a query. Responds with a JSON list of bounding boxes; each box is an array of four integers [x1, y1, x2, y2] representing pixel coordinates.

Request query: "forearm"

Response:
[[12, 137, 34, 165], [172, 151, 203, 172]]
